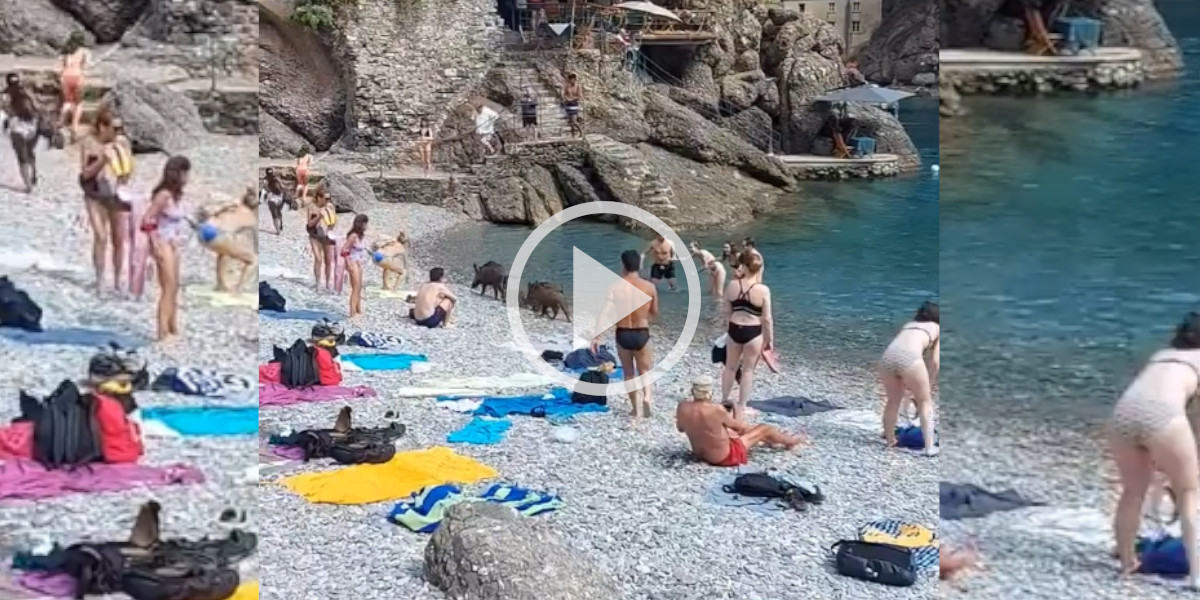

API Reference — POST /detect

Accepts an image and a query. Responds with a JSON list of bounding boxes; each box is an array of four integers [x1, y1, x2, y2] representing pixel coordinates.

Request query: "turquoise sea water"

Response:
[[435, 98, 939, 370], [940, 0, 1200, 426]]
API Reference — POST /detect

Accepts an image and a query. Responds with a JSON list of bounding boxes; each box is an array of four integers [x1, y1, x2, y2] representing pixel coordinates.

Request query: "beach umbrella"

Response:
[[612, 1, 682, 21], [814, 85, 915, 104]]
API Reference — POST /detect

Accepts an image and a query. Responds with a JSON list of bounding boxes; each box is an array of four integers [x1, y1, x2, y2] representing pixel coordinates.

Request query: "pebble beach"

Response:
[[256, 197, 939, 600], [0, 133, 260, 594]]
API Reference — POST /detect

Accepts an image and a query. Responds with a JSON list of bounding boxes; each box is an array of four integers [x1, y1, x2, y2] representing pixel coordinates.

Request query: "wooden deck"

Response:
[[940, 47, 1142, 72]]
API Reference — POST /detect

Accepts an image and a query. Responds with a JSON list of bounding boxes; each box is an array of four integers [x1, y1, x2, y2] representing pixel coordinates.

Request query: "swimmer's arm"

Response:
[[761, 288, 775, 350]]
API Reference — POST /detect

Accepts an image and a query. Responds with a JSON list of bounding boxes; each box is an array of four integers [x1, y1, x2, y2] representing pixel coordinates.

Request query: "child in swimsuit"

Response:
[[342, 215, 370, 319], [141, 156, 192, 342]]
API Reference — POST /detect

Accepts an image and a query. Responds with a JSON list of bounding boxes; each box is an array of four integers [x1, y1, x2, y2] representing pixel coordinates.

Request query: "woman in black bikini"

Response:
[[720, 252, 772, 421], [305, 186, 337, 291]]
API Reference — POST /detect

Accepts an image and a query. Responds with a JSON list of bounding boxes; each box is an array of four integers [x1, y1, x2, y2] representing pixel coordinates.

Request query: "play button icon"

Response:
[[572, 247, 652, 342], [506, 202, 702, 398]]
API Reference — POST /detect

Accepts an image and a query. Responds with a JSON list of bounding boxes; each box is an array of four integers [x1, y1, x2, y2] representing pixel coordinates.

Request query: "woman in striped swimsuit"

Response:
[[878, 301, 940, 456], [341, 214, 370, 320], [141, 156, 192, 343], [1110, 313, 1200, 586]]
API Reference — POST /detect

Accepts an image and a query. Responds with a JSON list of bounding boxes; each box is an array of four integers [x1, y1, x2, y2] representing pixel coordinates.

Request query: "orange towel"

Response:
[[281, 446, 498, 505]]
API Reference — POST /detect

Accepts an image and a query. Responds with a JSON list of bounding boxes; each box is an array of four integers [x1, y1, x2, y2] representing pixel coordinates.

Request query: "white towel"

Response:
[[420, 373, 555, 391]]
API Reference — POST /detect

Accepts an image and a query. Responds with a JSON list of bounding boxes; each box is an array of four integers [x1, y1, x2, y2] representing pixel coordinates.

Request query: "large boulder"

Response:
[[642, 90, 791, 188], [478, 175, 529, 224], [844, 105, 922, 169], [0, 0, 94, 56], [103, 79, 206, 154], [552, 163, 602, 208], [941, 0, 1007, 47], [323, 170, 375, 214], [49, 0, 148, 43], [424, 502, 621, 600], [940, 80, 966, 117], [258, 5, 346, 150], [639, 144, 778, 230], [1074, 0, 1183, 78], [855, 0, 939, 86], [260, 112, 311, 159]]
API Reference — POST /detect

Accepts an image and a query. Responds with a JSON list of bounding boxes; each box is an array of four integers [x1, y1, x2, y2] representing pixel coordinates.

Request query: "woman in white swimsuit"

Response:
[[1110, 313, 1200, 586], [260, 168, 287, 234], [141, 156, 192, 343], [879, 301, 940, 456]]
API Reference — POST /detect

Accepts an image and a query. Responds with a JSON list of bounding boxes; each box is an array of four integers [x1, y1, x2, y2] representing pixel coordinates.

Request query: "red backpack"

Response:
[[94, 393, 143, 463]]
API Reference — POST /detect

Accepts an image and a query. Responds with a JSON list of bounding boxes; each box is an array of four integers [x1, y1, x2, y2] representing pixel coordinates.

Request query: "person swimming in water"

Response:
[[2, 73, 43, 192], [141, 156, 192, 343], [260, 168, 287, 235], [721, 241, 739, 270], [721, 251, 772, 421], [59, 33, 91, 144], [879, 301, 940, 456], [1110, 312, 1200, 586], [591, 250, 660, 419], [295, 153, 312, 204], [79, 106, 135, 294], [373, 231, 408, 291], [417, 118, 434, 174], [689, 242, 726, 297], [305, 185, 337, 291], [198, 186, 258, 294], [341, 214, 370, 319]]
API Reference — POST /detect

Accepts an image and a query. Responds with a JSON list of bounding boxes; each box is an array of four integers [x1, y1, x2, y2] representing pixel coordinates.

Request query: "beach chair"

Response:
[[1024, 7, 1063, 56], [832, 131, 853, 159]]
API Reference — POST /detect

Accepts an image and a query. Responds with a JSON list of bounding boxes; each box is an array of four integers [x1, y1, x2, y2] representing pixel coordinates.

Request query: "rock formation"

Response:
[[855, 0, 939, 88], [941, 0, 1182, 78], [103, 79, 207, 153], [424, 502, 621, 600]]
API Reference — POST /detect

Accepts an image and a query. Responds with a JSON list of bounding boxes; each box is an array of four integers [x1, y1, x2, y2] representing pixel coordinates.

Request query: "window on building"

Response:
[[852, 1, 861, 13], [851, 20, 861, 33], [828, 2, 836, 11], [797, 3, 805, 12]]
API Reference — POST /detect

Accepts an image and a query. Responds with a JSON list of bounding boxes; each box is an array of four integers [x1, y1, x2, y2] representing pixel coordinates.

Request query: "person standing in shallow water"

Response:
[[1109, 313, 1200, 587], [878, 301, 940, 456], [3, 73, 42, 192], [141, 156, 191, 343]]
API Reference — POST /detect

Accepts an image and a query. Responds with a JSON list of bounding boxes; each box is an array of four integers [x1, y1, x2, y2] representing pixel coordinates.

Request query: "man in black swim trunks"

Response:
[[591, 250, 659, 419], [642, 233, 677, 291], [409, 267, 457, 328]]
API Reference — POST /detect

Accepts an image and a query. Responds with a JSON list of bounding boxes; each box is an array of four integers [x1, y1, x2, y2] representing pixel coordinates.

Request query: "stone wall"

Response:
[[336, 0, 503, 152], [785, 159, 901, 181], [129, 0, 259, 78], [183, 87, 258, 136], [945, 59, 1144, 95], [364, 174, 483, 220]]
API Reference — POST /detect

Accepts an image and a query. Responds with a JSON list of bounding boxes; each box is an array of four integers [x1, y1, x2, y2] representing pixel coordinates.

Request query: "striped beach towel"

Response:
[[858, 519, 939, 572], [388, 483, 565, 533]]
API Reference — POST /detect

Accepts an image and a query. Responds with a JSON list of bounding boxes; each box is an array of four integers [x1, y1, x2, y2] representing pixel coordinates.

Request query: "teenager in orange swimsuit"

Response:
[[59, 34, 91, 143], [295, 153, 312, 204]]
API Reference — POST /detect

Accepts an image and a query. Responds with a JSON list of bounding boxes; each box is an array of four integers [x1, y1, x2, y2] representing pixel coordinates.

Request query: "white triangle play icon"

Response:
[[572, 247, 652, 343]]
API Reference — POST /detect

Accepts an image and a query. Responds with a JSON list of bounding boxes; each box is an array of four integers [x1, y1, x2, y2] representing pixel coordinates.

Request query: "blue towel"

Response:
[[1138, 536, 1186, 578], [259, 309, 342, 322], [0, 326, 141, 348], [471, 387, 608, 418], [342, 353, 427, 371], [141, 406, 259, 436], [895, 425, 938, 449], [447, 417, 512, 444], [388, 483, 564, 533], [563, 346, 616, 370]]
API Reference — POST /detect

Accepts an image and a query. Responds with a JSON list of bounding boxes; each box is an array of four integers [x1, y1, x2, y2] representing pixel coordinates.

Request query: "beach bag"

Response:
[[276, 340, 320, 389], [258, 282, 286, 312], [328, 435, 397, 465], [55, 542, 130, 596], [0, 276, 43, 332], [121, 565, 240, 600], [28, 380, 104, 470], [571, 369, 608, 405], [722, 472, 813, 510], [830, 540, 917, 587]]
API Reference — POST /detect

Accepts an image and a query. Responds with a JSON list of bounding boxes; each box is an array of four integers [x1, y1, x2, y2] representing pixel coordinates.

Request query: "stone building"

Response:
[[777, 0, 882, 52]]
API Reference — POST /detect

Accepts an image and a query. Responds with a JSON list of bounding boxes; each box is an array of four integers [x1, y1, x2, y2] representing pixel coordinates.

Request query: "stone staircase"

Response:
[[584, 134, 676, 214], [509, 64, 571, 139]]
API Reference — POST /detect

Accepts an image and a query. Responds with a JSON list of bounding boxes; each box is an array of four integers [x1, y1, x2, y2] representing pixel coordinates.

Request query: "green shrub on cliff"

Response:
[[292, 0, 338, 31]]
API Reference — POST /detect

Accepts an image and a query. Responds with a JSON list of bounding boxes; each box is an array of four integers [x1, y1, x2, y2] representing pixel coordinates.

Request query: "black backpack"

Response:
[[288, 423, 405, 465], [0, 276, 43, 332], [54, 542, 131, 598], [274, 340, 319, 388], [121, 560, 240, 600], [25, 381, 104, 470], [723, 472, 819, 511], [830, 540, 917, 587], [571, 369, 609, 405], [258, 282, 286, 312]]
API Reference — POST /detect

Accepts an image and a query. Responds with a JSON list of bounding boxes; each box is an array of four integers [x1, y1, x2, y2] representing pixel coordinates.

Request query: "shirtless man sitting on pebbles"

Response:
[[642, 234, 677, 291], [409, 267, 456, 329], [677, 376, 804, 466]]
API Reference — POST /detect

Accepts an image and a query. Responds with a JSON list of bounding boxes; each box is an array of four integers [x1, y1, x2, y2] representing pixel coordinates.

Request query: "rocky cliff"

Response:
[[941, 0, 1182, 78], [855, 0, 939, 88]]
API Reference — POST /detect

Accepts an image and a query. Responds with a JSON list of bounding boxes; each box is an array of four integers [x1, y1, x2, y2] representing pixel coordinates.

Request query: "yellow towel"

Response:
[[281, 446, 498, 505], [226, 582, 259, 600], [861, 523, 938, 549]]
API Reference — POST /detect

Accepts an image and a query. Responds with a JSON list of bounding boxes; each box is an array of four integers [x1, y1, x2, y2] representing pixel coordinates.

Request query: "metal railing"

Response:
[[633, 53, 784, 154]]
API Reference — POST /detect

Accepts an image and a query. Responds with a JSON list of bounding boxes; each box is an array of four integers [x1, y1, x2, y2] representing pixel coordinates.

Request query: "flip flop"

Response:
[[762, 349, 781, 374]]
